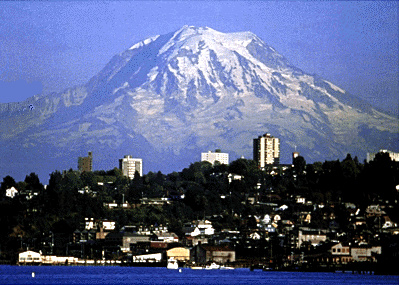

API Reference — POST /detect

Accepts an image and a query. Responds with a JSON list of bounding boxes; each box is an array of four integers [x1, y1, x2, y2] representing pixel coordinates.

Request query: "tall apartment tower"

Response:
[[78, 151, 93, 172], [201, 149, 229, 165], [119, 155, 143, 179], [253, 133, 280, 168]]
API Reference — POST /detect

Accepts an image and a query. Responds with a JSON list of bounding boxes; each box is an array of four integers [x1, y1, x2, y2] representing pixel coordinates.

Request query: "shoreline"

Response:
[[3, 261, 398, 276]]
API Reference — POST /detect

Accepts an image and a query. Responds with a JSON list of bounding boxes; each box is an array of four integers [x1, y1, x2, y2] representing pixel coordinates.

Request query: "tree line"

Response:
[[0, 152, 398, 259]]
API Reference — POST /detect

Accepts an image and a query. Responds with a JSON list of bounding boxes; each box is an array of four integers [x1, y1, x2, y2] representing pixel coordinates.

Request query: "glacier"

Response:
[[0, 25, 398, 182]]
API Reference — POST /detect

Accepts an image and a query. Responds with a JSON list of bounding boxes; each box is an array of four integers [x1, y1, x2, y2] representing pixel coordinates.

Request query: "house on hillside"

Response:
[[297, 229, 327, 248], [197, 220, 215, 235], [6, 187, 18, 198], [184, 220, 215, 236], [153, 232, 179, 243], [365, 205, 386, 218], [331, 243, 351, 264], [228, 173, 242, 183], [183, 236, 208, 247]]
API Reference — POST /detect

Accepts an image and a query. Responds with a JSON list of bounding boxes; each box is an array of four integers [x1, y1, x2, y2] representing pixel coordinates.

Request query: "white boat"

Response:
[[205, 262, 220, 270], [220, 265, 235, 270], [167, 258, 178, 269]]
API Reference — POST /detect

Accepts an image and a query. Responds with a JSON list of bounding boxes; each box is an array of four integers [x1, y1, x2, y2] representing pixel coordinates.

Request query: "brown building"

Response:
[[191, 244, 235, 264], [78, 152, 93, 172]]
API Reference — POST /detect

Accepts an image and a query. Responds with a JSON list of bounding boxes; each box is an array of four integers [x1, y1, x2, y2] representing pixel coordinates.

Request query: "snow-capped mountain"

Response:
[[1, 26, 398, 181]]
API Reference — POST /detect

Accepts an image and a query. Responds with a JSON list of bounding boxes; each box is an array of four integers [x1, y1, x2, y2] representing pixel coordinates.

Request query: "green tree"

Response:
[[106, 167, 122, 177], [61, 170, 82, 192], [319, 160, 344, 202], [181, 161, 212, 183], [127, 172, 145, 202], [293, 155, 306, 175], [81, 171, 97, 188], [184, 182, 208, 213], [229, 158, 250, 176], [24, 172, 44, 192], [341, 154, 361, 201], [229, 158, 260, 192], [0, 175, 17, 197], [362, 152, 399, 202]]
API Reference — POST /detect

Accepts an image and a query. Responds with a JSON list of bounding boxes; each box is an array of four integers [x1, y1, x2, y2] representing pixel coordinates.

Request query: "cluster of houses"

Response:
[[7, 185, 399, 270], [5, 186, 38, 200], [18, 196, 398, 268], [19, 219, 235, 266], [7, 157, 399, 269]]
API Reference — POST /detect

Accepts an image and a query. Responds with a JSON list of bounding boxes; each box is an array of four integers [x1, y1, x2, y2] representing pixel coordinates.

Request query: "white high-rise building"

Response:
[[119, 155, 142, 179], [367, 150, 399, 162], [253, 133, 280, 168], [201, 150, 229, 165]]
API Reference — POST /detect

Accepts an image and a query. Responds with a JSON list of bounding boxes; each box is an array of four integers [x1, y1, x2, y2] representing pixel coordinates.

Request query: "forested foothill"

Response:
[[0, 152, 398, 270]]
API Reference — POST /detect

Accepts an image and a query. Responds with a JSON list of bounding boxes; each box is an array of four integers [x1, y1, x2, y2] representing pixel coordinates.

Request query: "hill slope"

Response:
[[1, 26, 398, 181]]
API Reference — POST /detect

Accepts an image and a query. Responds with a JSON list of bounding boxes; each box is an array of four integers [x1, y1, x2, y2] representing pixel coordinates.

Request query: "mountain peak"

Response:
[[177, 25, 212, 33], [170, 25, 259, 45], [168, 25, 223, 44], [1, 26, 398, 182]]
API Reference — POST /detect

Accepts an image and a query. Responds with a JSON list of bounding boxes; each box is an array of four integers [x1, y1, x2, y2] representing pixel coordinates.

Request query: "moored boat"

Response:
[[167, 258, 178, 269], [220, 265, 235, 270], [205, 262, 220, 270]]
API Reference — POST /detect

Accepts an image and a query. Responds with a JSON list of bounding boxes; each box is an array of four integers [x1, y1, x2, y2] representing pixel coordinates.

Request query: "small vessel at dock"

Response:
[[205, 262, 220, 270], [167, 258, 178, 269], [220, 265, 235, 270]]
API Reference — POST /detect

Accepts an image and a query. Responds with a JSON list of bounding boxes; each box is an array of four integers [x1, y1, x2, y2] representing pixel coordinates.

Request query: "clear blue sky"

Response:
[[1, 1, 398, 115]]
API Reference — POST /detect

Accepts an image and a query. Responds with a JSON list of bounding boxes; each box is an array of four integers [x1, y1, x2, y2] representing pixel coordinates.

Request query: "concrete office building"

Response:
[[119, 155, 142, 179], [201, 150, 229, 165]]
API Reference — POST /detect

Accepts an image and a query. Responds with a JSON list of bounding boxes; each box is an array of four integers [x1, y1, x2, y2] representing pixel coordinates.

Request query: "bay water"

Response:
[[0, 265, 398, 285]]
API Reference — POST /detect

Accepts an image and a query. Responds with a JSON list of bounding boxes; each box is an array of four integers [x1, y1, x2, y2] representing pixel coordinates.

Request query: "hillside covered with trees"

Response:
[[0, 152, 398, 264]]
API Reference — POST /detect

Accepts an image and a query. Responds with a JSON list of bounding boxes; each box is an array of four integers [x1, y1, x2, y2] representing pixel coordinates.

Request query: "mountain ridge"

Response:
[[1, 25, 398, 182]]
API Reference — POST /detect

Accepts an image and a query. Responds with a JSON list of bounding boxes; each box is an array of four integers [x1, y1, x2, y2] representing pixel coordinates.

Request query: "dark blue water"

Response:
[[0, 265, 397, 285]]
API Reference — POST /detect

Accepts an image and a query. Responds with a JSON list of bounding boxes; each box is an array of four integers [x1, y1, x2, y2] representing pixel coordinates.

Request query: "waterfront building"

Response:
[[18, 251, 42, 264], [167, 247, 190, 262], [253, 133, 280, 168], [331, 243, 382, 263], [201, 150, 229, 165], [119, 155, 142, 179], [191, 244, 236, 264], [78, 151, 93, 172]]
